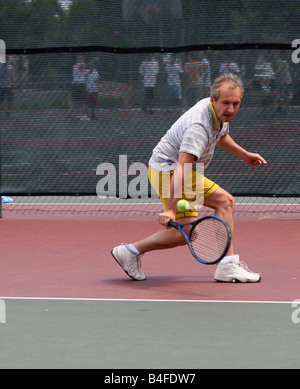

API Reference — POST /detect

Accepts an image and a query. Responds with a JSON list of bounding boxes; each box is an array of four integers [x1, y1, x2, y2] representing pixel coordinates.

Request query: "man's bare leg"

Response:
[[133, 217, 197, 254], [203, 187, 235, 256]]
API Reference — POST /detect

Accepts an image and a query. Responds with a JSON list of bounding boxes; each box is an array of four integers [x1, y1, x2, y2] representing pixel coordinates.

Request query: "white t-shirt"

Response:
[[139, 60, 159, 87], [85, 69, 99, 93], [165, 63, 183, 86], [72, 64, 85, 84]]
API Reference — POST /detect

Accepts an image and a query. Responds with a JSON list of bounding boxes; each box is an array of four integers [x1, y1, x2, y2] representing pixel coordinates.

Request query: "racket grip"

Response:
[[168, 219, 178, 228]]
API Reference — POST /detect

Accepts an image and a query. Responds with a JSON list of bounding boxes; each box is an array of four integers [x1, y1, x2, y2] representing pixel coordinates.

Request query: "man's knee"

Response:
[[221, 191, 235, 211], [205, 188, 235, 212]]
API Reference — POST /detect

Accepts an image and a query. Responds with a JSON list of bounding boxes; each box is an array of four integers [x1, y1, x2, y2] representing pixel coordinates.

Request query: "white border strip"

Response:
[[0, 296, 294, 304]]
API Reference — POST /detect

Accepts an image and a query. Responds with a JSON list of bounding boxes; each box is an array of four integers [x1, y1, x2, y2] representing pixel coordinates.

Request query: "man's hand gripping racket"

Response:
[[168, 215, 231, 265]]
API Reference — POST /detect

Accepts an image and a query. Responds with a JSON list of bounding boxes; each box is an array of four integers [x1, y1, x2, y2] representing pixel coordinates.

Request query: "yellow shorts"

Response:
[[148, 166, 219, 219]]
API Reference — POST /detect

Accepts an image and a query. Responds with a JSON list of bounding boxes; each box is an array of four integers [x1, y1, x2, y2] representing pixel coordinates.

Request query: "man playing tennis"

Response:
[[111, 73, 267, 282]]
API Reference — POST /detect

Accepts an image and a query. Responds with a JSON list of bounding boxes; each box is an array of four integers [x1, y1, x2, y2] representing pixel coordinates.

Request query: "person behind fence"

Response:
[[219, 55, 241, 76], [199, 51, 212, 97], [111, 73, 267, 283], [71, 55, 88, 120], [274, 55, 293, 115], [85, 58, 99, 120], [165, 54, 184, 111], [0, 56, 15, 118], [184, 52, 202, 109], [139, 54, 159, 114], [254, 54, 275, 93]]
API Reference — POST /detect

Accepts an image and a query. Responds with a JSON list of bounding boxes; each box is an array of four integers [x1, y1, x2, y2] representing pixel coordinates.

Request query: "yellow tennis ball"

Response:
[[177, 199, 189, 212]]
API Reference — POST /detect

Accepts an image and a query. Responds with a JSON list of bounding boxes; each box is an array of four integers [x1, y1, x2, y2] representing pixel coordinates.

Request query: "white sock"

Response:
[[219, 254, 239, 265], [125, 244, 144, 258]]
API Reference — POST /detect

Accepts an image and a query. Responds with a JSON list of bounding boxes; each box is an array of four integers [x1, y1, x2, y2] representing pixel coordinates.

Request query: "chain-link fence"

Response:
[[0, 0, 299, 217]]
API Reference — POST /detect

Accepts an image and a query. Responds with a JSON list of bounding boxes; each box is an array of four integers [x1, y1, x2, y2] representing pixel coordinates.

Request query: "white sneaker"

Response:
[[214, 255, 261, 283], [111, 244, 146, 281]]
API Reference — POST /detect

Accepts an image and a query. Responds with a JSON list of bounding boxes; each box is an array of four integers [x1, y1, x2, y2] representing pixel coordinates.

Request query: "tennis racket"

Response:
[[168, 215, 231, 265]]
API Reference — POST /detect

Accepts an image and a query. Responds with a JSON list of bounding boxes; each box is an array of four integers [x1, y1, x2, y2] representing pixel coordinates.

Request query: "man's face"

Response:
[[211, 82, 242, 123]]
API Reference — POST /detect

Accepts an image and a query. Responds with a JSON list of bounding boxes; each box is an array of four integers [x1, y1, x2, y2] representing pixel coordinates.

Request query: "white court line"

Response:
[[0, 296, 295, 304]]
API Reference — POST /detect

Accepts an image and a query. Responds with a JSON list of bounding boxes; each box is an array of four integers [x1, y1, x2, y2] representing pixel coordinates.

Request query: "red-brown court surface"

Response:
[[0, 211, 299, 303]]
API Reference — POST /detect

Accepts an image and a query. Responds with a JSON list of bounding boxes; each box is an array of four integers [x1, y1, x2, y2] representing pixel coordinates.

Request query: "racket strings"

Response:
[[189, 219, 229, 262]]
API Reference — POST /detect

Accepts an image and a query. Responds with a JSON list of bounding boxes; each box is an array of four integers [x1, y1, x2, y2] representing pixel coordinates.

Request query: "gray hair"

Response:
[[211, 73, 244, 100]]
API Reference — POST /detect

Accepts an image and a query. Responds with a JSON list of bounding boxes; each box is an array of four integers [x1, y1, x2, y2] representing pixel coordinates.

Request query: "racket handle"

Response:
[[168, 219, 178, 228]]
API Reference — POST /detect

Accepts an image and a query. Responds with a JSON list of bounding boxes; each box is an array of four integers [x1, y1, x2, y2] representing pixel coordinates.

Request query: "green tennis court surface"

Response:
[[0, 298, 299, 369]]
